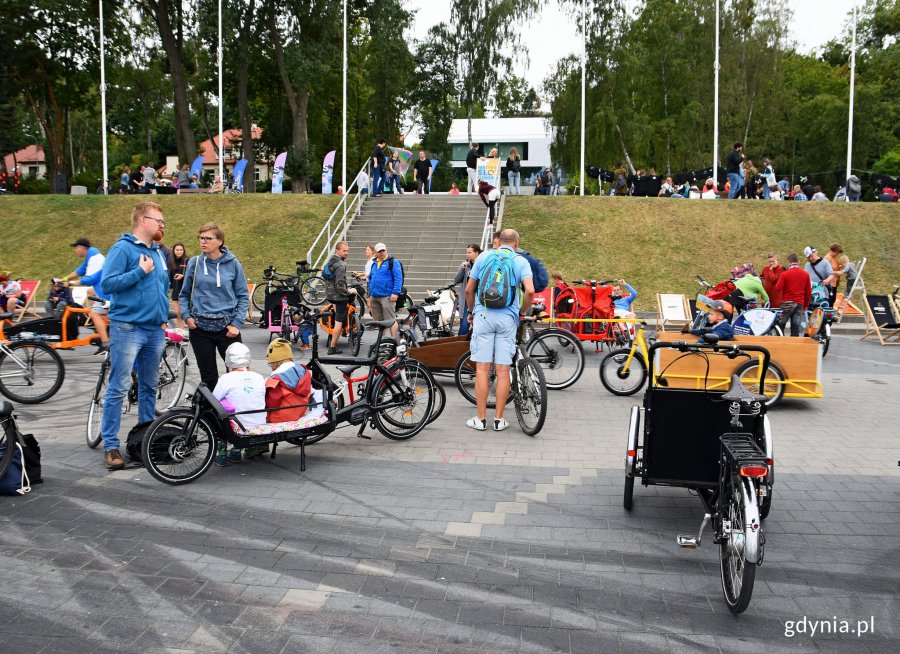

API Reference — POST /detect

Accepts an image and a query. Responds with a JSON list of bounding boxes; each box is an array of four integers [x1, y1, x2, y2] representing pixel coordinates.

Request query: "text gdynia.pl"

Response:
[[785, 617, 874, 638]]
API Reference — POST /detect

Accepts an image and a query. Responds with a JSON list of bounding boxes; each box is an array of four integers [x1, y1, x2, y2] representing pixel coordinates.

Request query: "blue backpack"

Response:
[[321, 257, 336, 281], [478, 249, 519, 309], [518, 250, 549, 293]]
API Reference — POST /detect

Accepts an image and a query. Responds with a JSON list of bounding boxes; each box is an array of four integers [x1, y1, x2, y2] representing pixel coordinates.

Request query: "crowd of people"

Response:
[[114, 162, 224, 195]]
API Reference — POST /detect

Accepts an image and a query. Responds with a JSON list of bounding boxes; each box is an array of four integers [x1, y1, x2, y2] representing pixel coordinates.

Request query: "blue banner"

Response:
[[190, 156, 204, 182], [429, 159, 439, 192], [232, 159, 249, 192]]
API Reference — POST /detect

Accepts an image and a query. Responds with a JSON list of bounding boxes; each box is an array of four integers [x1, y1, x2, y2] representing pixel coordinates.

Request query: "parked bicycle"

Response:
[[694, 275, 783, 336], [404, 284, 459, 341], [86, 329, 190, 448], [0, 312, 65, 404], [251, 260, 327, 313], [598, 321, 653, 396], [554, 279, 632, 350], [454, 317, 548, 435]]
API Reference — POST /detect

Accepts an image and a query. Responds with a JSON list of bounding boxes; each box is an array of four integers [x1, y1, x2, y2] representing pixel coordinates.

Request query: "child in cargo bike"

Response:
[[212, 343, 266, 466], [682, 299, 735, 343]]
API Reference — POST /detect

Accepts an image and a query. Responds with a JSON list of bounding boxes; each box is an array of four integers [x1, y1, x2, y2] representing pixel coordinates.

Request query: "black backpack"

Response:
[[125, 421, 155, 464], [387, 257, 404, 287]]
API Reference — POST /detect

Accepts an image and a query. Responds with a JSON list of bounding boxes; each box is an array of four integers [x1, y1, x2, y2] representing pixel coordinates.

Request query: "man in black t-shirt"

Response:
[[466, 143, 479, 194], [413, 150, 432, 195], [371, 138, 386, 197], [726, 142, 744, 199], [130, 167, 145, 193]]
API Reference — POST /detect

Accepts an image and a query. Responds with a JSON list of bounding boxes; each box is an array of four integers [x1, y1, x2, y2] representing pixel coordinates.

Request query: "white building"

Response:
[[447, 117, 552, 172]]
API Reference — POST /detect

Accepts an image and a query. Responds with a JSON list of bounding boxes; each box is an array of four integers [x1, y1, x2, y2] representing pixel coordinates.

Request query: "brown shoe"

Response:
[[104, 449, 125, 470]]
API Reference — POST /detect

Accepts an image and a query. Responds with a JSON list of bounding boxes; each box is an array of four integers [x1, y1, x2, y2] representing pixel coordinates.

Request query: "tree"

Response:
[[412, 23, 461, 160], [493, 76, 541, 118]]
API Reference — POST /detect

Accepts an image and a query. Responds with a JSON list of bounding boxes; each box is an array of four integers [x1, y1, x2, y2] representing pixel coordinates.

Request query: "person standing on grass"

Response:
[[774, 253, 811, 337], [413, 150, 432, 195], [179, 223, 250, 391], [727, 142, 745, 199], [465, 229, 534, 432], [98, 201, 171, 470]]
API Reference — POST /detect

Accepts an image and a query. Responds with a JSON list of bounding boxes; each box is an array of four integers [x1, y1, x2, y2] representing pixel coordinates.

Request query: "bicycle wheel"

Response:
[[86, 357, 110, 448], [513, 357, 547, 436], [0, 341, 65, 404], [372, 360, 435, 440], [453, 352, 496, 408], [347, 312, 362, 356], [525, 328, 584, 390], [141, 409, 217, 486], [300, 276, 328, 306], [251, 282, 269, 313], [156, 342, 187, 410], [599, 348, 647, 396], [428, 380, 446, 424], [819, 322, 831, 358], [734, 359, 785, 407], [720, 477, 759, 613]]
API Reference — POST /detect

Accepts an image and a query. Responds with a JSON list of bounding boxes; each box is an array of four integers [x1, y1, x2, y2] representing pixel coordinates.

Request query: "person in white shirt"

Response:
[[212, 342, 266, 465]]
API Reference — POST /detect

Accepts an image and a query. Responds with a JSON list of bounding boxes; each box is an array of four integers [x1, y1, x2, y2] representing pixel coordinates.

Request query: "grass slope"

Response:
[[504, 196, 900, 300]]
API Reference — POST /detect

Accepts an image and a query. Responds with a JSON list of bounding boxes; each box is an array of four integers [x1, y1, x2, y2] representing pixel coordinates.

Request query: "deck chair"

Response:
[[656, 293, 691, 332], [860, 293, 900, 345], [13, 280, 41, 322]]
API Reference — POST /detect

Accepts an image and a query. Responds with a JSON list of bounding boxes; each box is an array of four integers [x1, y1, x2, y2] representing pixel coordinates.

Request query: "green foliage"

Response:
[[284, 147, 318, 185], [872, 144, 900, 175]]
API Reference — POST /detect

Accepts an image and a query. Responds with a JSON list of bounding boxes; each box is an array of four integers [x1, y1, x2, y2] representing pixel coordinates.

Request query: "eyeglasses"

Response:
[[144, 216, 165, 227], [198, 236, 218, 243]]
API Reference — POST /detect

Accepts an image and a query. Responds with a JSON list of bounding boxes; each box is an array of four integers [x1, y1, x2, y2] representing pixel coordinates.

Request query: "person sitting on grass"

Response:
[[212, 342, 266, 466], [265, 338, 312, 423], [683, 299, 735, 343]]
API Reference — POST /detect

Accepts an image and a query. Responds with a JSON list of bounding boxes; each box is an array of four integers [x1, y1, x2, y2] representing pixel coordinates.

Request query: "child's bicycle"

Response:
[[598, 321, 654, 396], [85, 329, 190, 448]]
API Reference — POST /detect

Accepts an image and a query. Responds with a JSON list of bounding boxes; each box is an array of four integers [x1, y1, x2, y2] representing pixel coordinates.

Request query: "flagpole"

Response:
[[217, 0, 224, 186], [846, 5, 856, 186], [579, 0, 586, 197], [99, 0, 108, 194], [713, 0, 720, 185], [342, 0, 347, 209]]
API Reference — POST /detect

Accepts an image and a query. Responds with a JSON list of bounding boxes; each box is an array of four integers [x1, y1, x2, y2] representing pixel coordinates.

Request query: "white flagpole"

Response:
[[713, 0, 720, 185], [218, 0, 224, 186], [99, 0, 109, 194], [579, 0, 586, 196], [342, 0, 347, 207], [846, 5, 857, 185]]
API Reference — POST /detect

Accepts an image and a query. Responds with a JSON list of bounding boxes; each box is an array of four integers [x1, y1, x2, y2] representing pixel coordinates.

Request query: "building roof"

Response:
[[199, 126, 264, 164], [4, 144, 46, 171], [447, 118, 551, 143]]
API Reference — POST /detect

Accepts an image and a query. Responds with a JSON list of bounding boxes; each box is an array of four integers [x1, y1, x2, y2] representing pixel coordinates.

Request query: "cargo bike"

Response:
[[623, 337, 775, 613], [140, 313, 439, 486]]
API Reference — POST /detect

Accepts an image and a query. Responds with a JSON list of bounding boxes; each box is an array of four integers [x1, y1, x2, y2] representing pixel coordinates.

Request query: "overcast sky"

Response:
[[405, 0, 856, 98]]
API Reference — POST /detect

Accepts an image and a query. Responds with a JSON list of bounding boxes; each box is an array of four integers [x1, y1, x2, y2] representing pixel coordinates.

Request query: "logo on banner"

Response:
[[322, 150, 335, 195], [272, 152, 287, 194], [476, 157, 502, 187]]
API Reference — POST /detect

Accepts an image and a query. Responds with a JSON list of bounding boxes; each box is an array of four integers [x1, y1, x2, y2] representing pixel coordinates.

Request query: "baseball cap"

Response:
[[266, 338, 293, 364], [374, 242, 387, 252], [707, 299, 733, 320], [70, 237, 91, 248], [803, 246, 816, 257], [224, 343, 252, 369]]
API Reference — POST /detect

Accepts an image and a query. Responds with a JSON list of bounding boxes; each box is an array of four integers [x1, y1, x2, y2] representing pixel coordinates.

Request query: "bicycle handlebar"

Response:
[[648, 339, 771, 378]]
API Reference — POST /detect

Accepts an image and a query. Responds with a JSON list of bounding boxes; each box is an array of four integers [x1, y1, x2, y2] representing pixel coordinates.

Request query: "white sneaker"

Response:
[[466, 417, 486, 431], [494, 418, 510, 431]]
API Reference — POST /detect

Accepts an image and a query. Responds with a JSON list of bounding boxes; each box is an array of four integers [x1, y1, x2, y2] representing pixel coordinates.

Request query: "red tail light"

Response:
[[627, 449, 636, 457], [740, 465, 768, 478]]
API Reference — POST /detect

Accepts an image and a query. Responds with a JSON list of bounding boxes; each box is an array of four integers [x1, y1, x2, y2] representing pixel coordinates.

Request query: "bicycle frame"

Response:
[[611, 321, 650, 373], [0, 304, 108, 349]]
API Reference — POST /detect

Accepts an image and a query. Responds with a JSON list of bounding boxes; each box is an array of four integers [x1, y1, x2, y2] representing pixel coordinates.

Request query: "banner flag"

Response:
[[322, 150, 336, 194], [476, 157, 502, 188], [190, 156, 205, 181], [393, 147, 413, 178], [271, 152, 287, 194], [429, 159, 439, 192], [232, 159, 249, 192]]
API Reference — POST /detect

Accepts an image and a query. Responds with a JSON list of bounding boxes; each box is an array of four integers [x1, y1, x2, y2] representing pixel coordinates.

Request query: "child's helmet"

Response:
[[224, 342, 252, 368]]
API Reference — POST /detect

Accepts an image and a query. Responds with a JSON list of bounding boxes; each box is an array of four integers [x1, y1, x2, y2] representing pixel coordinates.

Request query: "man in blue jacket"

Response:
[[367, 242, 402, 338], [98, 202, 171, 470], [64, 237, 110, 348]]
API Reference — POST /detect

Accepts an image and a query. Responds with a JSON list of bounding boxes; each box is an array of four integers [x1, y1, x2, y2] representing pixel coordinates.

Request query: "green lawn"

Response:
[[3, 195, 898, 306]]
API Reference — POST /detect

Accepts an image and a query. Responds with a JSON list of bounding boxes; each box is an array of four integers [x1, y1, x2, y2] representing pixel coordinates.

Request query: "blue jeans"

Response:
[[727, 173, 743, 199], [458, 304, 470, 336], [508, 172, 520, 195], [100, 320, 166, 451], [372, 167, 382, 196], [762, 183, 771, 200]]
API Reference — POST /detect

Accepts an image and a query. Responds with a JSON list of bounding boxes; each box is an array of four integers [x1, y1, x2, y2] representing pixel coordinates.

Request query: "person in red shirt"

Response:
[[774, 252, 811, 336], [761, 252, 784, 308]]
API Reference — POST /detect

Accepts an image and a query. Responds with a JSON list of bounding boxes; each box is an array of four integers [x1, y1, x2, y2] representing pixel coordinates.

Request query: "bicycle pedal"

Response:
[[676, 535, 699, 548]]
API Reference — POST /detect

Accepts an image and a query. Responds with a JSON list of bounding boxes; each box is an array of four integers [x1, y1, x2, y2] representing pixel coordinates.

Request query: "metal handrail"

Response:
[[307, 160, 371, 269], [480, 192, 505, 251]]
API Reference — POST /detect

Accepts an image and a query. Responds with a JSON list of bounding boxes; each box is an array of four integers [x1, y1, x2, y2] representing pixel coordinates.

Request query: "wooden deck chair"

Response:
[[656, 293, 691, 332], [246, 283, 255, 322], [860, 293, 900, 345], [13, 280, 41, 322]]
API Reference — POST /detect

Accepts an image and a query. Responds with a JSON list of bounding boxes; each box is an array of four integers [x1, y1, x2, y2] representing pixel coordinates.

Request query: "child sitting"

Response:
[[684, 299, 735, 343], [212, 342, 266, 466], [46, 278, 75, 319], [265, 338, 312, 422]]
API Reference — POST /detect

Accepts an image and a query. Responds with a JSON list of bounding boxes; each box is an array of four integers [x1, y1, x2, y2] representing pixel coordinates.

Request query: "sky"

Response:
[[404, 0, 855, 103]]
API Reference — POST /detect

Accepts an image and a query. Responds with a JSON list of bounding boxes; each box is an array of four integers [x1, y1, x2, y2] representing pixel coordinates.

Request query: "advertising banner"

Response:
[[429, 159, 439, 192], [190, 156, 205, 181], [321, 150, 336, 194], [271, 151, 287, 194], [232, 159, 249, 192], [476, 157, 502, 188], [392, 147, 413, 178]]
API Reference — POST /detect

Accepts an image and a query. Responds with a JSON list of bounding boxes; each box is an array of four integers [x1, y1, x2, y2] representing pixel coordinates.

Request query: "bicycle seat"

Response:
[[337, 364, 362, 376], [366, 319, 396, 330], [0, 401, 12, 417], [722, 374, 768, 403], [423, 295, 439, 303]]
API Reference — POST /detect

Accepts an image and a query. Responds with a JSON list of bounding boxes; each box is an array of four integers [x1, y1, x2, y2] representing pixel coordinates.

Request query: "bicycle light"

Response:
[[739, 465, 768, 478]]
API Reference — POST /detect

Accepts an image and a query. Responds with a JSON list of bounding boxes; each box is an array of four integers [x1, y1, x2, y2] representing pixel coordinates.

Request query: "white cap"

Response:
[[374, 242, 387, 252], [224, 342, 252, 369], [803, 246, 816, 257]]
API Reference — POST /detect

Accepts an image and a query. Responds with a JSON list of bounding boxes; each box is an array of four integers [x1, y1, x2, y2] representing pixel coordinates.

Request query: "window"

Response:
[[254, 167, 261, 182], [451, 142, 529, 161]]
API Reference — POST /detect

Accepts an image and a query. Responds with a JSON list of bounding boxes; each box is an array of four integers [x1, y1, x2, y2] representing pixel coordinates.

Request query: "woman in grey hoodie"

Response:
[[179, 222, 250, 389]]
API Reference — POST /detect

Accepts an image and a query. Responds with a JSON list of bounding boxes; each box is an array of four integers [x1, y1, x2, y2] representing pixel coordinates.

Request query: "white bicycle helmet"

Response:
[[224, 342, 252, 369]]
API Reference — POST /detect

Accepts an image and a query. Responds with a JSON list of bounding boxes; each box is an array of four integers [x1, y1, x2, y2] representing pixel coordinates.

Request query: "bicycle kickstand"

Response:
[[356, 420, 371, 440]]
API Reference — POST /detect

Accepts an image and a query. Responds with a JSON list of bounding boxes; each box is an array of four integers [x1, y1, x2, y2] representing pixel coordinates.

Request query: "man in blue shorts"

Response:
[[465, 229, 534, 431]]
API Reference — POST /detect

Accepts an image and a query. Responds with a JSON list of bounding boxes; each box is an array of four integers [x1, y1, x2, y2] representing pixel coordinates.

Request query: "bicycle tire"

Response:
[[623, 475, 635, 510], [300, 276, 328, 306], [427, 380, 446, 424], [453, 352, 496, 408], [734, 359, 785, 407], [820, 322, 831, 358], [599, 348, 647, 396], [347, 312, 362, 356], [86, 357, 110, 449], [513, 356, 547, 436], [720, 477, 759, 613], [156, 342, 188, 410], [525, 328, 584, 390], [372, 359, 435, 440], [251, 282, 269, 313], [141, 409, 217, 486], [0, 341, 65, 404]]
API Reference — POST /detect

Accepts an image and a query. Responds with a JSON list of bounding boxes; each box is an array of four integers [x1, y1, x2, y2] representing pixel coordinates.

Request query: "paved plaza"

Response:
[[1, 326, 898, 653]]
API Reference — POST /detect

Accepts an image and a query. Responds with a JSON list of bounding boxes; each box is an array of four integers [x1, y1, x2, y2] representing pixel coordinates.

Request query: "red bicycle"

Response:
[[554, 279, 631, 350]]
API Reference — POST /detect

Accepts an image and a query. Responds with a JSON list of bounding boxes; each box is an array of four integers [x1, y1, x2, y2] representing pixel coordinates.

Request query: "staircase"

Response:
[[343, 194, 489, 302]]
